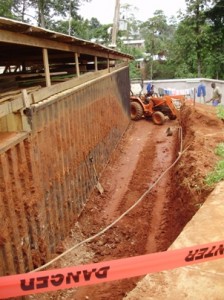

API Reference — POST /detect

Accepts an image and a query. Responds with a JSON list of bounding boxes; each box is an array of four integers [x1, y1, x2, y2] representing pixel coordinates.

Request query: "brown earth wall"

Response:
[[0, 67, 130, 276]]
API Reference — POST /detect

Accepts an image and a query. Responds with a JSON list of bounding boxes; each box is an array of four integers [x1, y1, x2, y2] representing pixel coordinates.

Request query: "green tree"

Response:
[[0, 0, 92, 29], [168, 0, 224, 79], [168, 17, 208, 78], [0, 0, 12, 18], [31, 0, 82, 28], [13, 0, 32, 22], [88, 18, 111, 44], [119, 45, 142, 79], [0, 0, 28, 20], [52, 17, 111, 43], [119, 3, 142, 40], [51, 17, 87, 38], [140, 10, 176, 79], [204, 0, 224, 78], [184, 0, 212, 76]]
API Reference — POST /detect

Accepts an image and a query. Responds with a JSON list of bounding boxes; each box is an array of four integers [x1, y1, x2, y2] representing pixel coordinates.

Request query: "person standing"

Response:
[[206, 82, 222, 106], [146, 82, 152, 95], [197, 83, 206, 103], [146, 83, 155, 96]]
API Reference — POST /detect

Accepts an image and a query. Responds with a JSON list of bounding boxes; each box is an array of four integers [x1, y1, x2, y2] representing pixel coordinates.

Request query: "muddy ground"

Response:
[[28, 102, 224, 300]]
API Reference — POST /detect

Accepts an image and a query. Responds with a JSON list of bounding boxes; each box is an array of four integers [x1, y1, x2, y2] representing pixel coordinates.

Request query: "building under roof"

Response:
[[0, 17, 133, 91]]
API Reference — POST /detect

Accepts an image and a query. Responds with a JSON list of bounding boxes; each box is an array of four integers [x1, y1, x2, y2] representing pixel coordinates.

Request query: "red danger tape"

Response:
[[0, 240, 224, 298]]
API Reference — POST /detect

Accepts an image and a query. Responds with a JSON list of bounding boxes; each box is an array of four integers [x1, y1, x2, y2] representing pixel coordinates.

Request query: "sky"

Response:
[[79, 0, 187, 24]]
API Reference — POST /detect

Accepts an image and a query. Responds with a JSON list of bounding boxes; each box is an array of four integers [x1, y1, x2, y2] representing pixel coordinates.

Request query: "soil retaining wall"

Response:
[[0, 67, 130, 276]]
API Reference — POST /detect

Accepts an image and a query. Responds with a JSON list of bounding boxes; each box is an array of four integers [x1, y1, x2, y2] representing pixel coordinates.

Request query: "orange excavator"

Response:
[[130, 91, 185, 125]]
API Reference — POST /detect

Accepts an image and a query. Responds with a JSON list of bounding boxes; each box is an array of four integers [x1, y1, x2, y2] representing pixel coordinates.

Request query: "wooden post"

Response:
[[94, 56, 98, 71], [107, 57, 110, 72], [21, 89, 32, 131], [42, 48, 51, 87], [20, 109, 32, 132], [75, 53, 80, 77], [21, 89, 30, 108], [193, 87, 196, 107]]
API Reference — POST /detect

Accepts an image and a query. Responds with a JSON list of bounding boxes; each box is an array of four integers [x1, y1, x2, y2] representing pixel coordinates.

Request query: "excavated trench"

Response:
[[28, 103, 224, 300]]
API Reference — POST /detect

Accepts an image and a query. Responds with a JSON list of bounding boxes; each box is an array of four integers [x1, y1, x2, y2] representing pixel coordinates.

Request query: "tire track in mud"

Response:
[[144, 126, 177, 253], [113, 122, 178, 254], [102, 121, 154, 220]]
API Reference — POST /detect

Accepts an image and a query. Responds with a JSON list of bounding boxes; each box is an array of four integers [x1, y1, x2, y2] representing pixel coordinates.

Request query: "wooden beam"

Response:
[[0, 101, 10, 118], [5, 112, 22, 131], [0, 29, 129, 61], [0, 93, 32, 118], [0, 63, 128, 119], [0, 132, 28, 154], [42, 48, 51, 87], [32, 71, 105, 104], [0, 29, 72, 52], [107, 58, 110, 71], [0, 86, 41, 103], [32, 63, 128, 104], [75, 53, 80, 77]]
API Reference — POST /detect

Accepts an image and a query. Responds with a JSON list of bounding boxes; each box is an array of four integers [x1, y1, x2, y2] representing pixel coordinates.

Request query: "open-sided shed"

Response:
[[0, 17, 132, 276]]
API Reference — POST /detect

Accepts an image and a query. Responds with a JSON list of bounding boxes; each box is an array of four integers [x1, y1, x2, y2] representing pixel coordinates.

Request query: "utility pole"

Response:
[[111, 0, 120, 48]]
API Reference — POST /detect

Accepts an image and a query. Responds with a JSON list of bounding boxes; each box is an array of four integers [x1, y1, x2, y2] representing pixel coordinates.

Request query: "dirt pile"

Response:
[[164, 103, 224, 244], [28, 103, 224, 300]]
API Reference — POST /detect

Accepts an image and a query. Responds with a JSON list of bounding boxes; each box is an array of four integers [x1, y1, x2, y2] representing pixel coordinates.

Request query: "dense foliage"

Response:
[[205, 142, 224, 186], [170, 0, 224, 79], [0, 0, 223, 80], [0, 0, 90, 27]]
